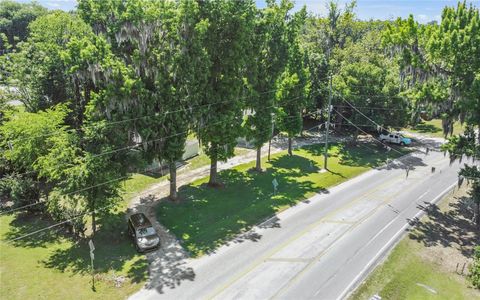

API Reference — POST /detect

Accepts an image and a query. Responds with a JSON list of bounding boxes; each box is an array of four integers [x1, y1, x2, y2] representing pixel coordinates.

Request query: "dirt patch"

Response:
[[408, 184, 480, 283]]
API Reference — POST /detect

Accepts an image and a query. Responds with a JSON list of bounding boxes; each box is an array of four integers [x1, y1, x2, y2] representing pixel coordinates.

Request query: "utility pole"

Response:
[[268, 114, 275, 161], [324, 75, 332, 170], [88, 239, 95, 291]]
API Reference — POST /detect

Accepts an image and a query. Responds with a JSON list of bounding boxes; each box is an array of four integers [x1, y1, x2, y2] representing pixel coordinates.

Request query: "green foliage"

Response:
[[334, 30, 409, 131], [11, 11, 92, 113], [0, 105, 70, 208], [301, 1, 367, 112], [196, 0, 256, 184], [385, 4, 480, 227], [443, 127, 480, 224], [1, 105, 69, 172], [383, 2, 480, 131], [0, 88, 13, 123], [277, 7, 310, 152], [3, 7, 141, 232], [244, 0, 292, 151], [469, 246, 480, 289], [0, 0, 47, 51], [78, 0, 210, 198]]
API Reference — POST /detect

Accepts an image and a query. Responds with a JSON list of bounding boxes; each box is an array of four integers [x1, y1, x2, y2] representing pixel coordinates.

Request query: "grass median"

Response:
[[157, 142, 410, 257]]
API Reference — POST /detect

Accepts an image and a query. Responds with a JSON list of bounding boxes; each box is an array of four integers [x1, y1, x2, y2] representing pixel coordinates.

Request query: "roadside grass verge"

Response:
[[157, 142, 410, 257], [350, 239, 478, 300], [406, 119, 465, 138], [350, 186, 480, 300]]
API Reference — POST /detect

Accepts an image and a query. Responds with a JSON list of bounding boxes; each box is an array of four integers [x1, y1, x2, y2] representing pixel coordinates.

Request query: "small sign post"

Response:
[[272, 178, 279, 195], [88, 239, 95, 291]]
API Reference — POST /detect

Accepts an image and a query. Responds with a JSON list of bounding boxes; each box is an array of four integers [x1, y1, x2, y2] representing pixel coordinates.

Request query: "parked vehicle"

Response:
[[379, 132, 411, 146], [127, 213, 160, 252]]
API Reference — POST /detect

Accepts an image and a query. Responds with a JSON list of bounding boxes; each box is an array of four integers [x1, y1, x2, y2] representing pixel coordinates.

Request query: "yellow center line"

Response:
[[269, 171, 428, 299], [206, 171, 407, 300]]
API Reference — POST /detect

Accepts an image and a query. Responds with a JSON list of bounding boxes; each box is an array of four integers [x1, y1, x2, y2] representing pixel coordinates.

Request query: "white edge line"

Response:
[[337, 181, 457, 300]]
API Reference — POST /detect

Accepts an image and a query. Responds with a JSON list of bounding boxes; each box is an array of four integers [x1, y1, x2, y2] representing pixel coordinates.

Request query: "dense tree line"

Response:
[[0, 1, 479, 235], [383, 1, 480, 225]]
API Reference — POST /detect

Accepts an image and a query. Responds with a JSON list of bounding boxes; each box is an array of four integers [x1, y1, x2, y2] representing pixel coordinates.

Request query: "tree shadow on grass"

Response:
[[159, 155, 323, 257], [3, 212, 69, 248], [269, 153, 322, 175], [335, 142, 425, 171], [302, 143, 339, 159], [407, 195, 480, 257], [40, 211, 148, 285]]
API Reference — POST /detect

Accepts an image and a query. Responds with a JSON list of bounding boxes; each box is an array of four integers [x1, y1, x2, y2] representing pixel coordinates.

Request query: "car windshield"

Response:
[[136, 227, 156, 237]]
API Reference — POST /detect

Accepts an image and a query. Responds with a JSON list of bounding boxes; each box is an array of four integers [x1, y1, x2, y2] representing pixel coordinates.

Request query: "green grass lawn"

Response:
[[350, 239, 478, 300], [0, 146, 251, 299], [406, 119, 465, 138], [121, 147, 251, 206], [0, 211, 147, 300], [157, 143, 409, 257], [350, 186, 480, 300]]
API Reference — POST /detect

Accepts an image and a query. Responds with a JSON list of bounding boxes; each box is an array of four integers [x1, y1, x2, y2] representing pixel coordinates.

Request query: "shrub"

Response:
[[468, 246, 480, 289]]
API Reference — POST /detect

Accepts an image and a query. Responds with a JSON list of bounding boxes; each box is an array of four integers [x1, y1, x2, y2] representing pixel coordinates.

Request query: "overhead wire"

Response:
[[332, 108, 413, 167], [7, 81, 323, 144], [5, 86, 322, 179], [0, 90, 319, 217]]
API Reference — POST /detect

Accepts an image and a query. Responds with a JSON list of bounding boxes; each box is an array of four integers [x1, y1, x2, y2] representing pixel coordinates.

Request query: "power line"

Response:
[[3, 202, 118, 243], [338, 95, 432, 154], [1, 118, 320, 242], [332, 108, 408, 159], [8, 82, 323, 145], [334, 105, 407, 111], [90, 93, 317, 159], [1, 115, 404, 242], [0, 201, 46, 215], [0, 165, 157, 215], [1, 92, 317, 214], [5, 88, 318, 179], [337, 96, 387, 131]]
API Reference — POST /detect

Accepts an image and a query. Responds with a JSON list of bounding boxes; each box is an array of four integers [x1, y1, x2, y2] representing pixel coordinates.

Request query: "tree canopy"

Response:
[[0, 0, 479, 236]]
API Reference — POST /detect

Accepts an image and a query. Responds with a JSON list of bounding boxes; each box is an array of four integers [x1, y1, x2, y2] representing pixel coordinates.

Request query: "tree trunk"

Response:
[[169, 161, 178, 201], [478, 124, 480, 145], [255, 146, 262, 171], [336, 110, 343, 131], [91, 201, 96, 236], [208, 155, 218, 187], [268, 138, 272, 161], [475, 202, 480, 226], [288, 137, 293, 156]]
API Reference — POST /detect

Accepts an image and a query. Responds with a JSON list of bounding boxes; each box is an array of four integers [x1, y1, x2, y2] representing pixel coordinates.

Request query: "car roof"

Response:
[[129, 213, 153, 228]]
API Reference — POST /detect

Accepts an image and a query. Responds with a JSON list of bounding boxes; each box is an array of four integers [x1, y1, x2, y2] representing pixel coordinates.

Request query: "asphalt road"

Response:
[[131, 149, 471, 300]]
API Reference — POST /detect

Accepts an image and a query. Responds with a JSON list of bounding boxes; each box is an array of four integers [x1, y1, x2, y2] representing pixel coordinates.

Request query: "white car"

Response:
[[379, 132, 412, 146]]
